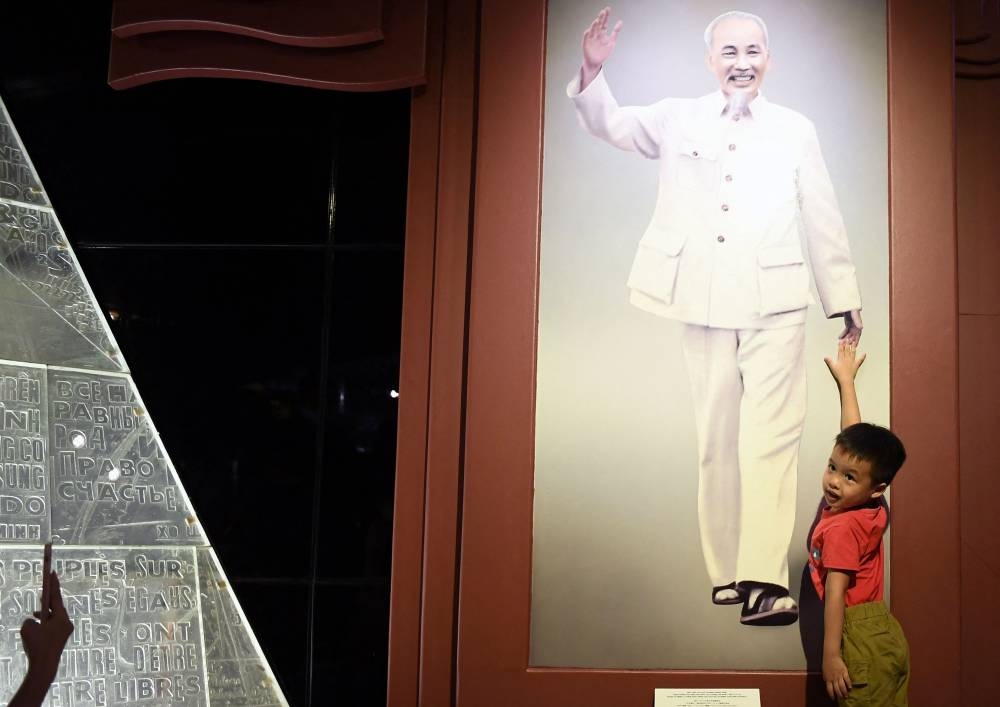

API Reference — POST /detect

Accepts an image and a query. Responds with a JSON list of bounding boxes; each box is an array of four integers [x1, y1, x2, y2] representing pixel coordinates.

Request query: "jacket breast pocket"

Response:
[[627, 232, 686, 305], [675, 140, 719, 192], [757, 243, 811, 316]]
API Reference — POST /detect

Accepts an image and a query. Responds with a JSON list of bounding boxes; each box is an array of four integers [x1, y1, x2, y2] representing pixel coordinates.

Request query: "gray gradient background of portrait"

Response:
[[532, 0, 888, 669]]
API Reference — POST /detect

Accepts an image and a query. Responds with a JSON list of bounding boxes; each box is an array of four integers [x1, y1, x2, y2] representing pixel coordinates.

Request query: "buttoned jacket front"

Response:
[[568, 70, 862, 329]]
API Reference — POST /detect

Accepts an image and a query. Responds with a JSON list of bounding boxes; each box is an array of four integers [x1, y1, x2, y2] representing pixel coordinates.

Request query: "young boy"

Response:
[[810, 341, 909, 705]]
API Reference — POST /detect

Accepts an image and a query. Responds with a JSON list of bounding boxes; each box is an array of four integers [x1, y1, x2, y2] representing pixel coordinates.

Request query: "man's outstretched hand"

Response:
[[838, 309, 863, 346], [581, 7, 622, 90]]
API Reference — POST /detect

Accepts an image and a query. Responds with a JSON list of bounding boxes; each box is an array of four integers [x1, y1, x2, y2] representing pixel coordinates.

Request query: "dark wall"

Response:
[[1, 5, 409, 705]]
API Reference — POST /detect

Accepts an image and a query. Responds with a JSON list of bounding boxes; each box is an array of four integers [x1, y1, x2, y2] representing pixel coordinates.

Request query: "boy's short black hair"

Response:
[[835, 422, 906, 486]]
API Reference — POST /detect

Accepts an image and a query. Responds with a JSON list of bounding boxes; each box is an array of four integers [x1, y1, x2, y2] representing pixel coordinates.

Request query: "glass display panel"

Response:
[[198, 548, 286, 707], [0, 546, 206, 706], [0, 102, 49, 207], [0, 201, 125, 371], [0, 96, 288, 706]]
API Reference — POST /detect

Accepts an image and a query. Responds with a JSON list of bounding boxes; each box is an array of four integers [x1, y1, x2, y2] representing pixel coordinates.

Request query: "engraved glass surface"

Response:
[[0, 96, 288, 705], [198, 548, 285, 707], [0, 201, 125, 371], [0, 103, 49, 207], [47, 369, 206, 546], [0, 361, 49, 543], [0, 546, 206, 705]]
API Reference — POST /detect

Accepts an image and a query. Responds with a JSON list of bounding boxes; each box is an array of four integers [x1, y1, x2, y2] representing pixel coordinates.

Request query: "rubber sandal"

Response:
[[739, 583, 799, 626], [711, 582, 747, 605]]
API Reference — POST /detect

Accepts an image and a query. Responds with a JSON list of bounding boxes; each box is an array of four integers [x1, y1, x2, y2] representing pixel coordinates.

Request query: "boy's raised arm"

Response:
[[824, 340, 865, 430]]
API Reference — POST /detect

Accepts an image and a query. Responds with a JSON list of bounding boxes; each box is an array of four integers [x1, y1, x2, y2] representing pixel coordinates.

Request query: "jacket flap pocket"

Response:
[[679, 139, 717, 161], [639, 229, 686, 257], [628, 241, 683, 305], [758, 243, 804, 268]]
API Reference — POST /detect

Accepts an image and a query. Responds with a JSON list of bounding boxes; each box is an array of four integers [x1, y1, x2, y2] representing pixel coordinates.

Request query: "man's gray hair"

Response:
[[703, 10, 769, 50]]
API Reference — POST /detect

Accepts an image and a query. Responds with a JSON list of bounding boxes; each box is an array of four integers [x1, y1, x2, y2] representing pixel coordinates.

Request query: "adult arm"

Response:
[[823, 569, 854, 701], [580, 7, 621, 91], [797, 122, 863, 342], [568, 7, 666, 158]]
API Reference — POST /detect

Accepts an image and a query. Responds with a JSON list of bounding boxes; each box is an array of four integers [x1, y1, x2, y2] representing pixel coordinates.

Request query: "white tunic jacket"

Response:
[[568, 71, 862, 329]]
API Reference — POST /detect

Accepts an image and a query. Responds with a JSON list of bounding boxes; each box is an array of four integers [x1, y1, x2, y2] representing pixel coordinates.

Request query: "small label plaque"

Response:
[[654, 688, 761, 707]]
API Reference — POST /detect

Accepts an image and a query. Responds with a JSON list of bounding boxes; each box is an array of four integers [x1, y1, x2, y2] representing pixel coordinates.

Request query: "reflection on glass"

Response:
[[0, 200, 125, 371], [198, 548, 286, 707], [0, 98, 288, 705], [0, 102, 49, 207]]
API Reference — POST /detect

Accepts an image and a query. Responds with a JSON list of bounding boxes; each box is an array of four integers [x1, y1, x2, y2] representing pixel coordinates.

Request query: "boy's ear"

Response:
[[869, 483, 888, 500]]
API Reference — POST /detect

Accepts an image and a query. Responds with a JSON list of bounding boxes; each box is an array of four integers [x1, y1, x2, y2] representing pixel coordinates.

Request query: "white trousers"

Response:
[[680, 323, 806, 590]]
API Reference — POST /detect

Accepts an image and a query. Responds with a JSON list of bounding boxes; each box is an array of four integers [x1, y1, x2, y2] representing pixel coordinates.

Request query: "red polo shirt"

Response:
[[808, 501, 887, 606]]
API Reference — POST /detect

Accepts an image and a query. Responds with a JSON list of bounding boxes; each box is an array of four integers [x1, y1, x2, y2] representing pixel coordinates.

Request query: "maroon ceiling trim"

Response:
[[112, 0, 383, 48], [109, 0, 427, 91]]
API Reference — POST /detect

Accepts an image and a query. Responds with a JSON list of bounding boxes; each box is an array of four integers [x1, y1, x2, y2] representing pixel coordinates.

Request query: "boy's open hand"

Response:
[[823, 653, 853, 700], [824, 340, 865, 385]]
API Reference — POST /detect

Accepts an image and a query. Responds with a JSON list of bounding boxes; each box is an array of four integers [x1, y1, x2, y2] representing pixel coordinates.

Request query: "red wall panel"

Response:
[[956, 3, 1000, 703]]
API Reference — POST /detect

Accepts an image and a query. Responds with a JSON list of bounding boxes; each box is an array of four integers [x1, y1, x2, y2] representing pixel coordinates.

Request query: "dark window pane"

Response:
[[3, 40, 336, 247], [233, 581, 311, 706], [319, 250, 402, 578], [312, 585, 390, 706], [319, 383, 397, 579], [333, 91, 410, 247], [3, 6, 411, 705], [74, 248, 325, 578], [330, 250, 405, 360]]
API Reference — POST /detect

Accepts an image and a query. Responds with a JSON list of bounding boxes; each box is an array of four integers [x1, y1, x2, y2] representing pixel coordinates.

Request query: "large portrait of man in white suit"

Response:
[[531, 0, 888, 669]]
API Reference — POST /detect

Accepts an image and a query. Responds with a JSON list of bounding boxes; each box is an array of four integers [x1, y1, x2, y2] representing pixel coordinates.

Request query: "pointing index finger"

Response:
[[49, 572, 68, 620], [40, 542, 52, 622]]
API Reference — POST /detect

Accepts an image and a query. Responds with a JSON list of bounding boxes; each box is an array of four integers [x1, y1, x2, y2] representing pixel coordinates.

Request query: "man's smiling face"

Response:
[[706, 17, 770, 97]]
